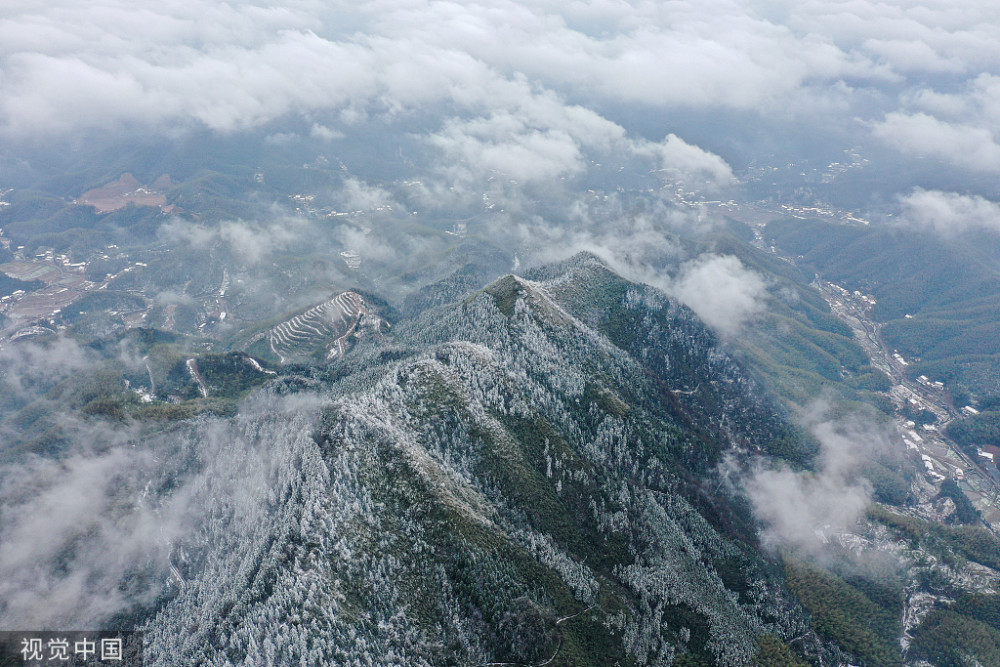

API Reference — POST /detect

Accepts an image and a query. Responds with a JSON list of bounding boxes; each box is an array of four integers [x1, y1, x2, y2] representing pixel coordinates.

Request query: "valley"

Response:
[[815, 276, 1000, 525]]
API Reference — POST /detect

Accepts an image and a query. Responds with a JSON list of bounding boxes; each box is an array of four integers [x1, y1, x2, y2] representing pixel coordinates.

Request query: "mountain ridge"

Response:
[[139, 256, 824, 666]]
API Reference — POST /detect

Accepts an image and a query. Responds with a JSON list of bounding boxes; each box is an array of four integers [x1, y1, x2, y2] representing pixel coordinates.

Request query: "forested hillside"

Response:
[[764, 218, 1000, 399], [139, 255, 828, 666]]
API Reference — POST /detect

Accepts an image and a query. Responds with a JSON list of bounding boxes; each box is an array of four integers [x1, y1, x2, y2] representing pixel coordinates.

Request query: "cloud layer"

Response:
[[3, 0, 1000, 181], [898, 188, 1000, 235]]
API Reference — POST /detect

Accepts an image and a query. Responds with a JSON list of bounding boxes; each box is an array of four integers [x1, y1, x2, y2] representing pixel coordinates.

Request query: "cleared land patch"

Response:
[[75, 173, 173, 213]]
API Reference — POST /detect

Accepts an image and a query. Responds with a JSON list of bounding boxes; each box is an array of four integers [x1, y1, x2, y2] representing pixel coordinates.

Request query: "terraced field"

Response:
[[268, 291, 371, 362]]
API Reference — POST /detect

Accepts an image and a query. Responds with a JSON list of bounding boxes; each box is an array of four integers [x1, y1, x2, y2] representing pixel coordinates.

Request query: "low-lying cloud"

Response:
[[158, 215, 312, 265], [670, 254, 768, 339], [0, 442, 176, 628], [632, 134, 737, 189], [0, 389, 329, 629], [0, 336, 94, 402], [898, 188, 1000, 236], [872, 112, 1000, 173], [745, 402, 896, 560]]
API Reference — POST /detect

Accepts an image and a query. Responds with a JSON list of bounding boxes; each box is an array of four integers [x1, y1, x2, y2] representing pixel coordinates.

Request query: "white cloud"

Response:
[[781, 0, 1000, 74], [159, 216, 310, 264], [0, 377, 331, 628], [744, 402, 894, 559], [336, 177, 397, 212], [898, 188, 1000, 235], [0, 445, 177, 627], [2, 0, 999, 181], [0, 336, 94, 400], [632, 134, 736, 189], [872, 112, 1000, 172], [335, 225, 397, 264], [310, 123, 344, 141], [905, 88, 970, 117], [670, 254, 767, 339], [427, 114, 586, 183], [863, 37, 964, 73], [746, 461, 870, 557]]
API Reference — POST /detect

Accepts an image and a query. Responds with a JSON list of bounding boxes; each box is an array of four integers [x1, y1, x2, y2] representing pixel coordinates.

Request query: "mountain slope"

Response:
[[140, 255, 823, 666]]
